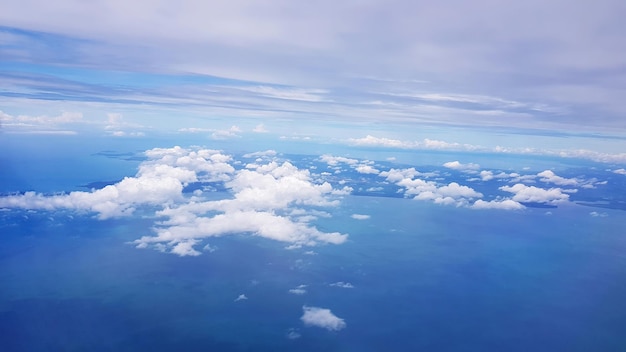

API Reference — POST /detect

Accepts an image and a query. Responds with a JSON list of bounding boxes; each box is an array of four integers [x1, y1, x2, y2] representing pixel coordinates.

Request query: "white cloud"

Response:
[[330, 282, 354, 288], [351, 214, 370, 220], [301, 306, 346, 331], [590, 211, 608, 217], [243, 150, 277, 158], [320, 155, 359, 166], [171, 239, 202, 256], [614, 168, 626, 175], [355, 164, 380, 174], [0, 110, 84, 133], [443, 161, 480, 171], [289, 284, 308, 295], [397, 177, 482, 206], [234, 294, 248, 302], [500, 184, 570, 204], [286, 328, 301, 340], [212, 125, 241, 140], [472, 199, 525, 210], [0, 146, 347, 256], [252, 123, 269, 133], [348, 135, 417, 149], [537, 170, 579, 186], [380, 168, 426, 182]]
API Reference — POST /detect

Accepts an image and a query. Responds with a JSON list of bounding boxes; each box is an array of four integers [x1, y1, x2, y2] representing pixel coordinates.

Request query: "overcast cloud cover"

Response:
[[1, 0, 626, 157]]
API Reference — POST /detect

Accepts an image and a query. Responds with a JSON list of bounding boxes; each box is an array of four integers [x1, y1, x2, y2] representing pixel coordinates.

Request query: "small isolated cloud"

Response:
[[289, 284, 308, 295], [234, 294, 248, 302], [443, 161, 480, 171], [203, 244, 217, 253], [351, 214, 370, 220], [355, 165, 380, 174], [301, 306, 346, 331], [253, 123, 269, 133], [286, 328, 301, 340], [330, 282, 354, 288], [472, 199, 525, 210], [590, 211, 608, 217], [614, 168, 626, 175]]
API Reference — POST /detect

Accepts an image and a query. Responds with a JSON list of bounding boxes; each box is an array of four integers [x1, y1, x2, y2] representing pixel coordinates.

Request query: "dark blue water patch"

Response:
[[79, 180, 123, 190], [93, 150, 147, 162], [577, 201, 626, 211], [519, 202, 558, 208]]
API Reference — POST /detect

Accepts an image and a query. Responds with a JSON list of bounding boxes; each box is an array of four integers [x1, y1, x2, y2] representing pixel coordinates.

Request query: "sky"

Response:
[[1, 0, 626, 159]]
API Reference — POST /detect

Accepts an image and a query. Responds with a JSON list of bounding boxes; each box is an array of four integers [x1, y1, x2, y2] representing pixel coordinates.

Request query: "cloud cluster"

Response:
[[301, 306, 346, 331], [500, 184, 570, 204], [0, 146, 348, 255], [443, 161, 480, 171], [395, 176, 483, 207]]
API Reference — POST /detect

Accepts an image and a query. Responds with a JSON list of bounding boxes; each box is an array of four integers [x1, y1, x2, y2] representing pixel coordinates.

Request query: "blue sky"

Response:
[[1, 1, 626, 159]]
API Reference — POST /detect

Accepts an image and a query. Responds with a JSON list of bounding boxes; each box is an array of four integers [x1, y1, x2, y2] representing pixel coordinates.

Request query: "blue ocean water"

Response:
[[1, 135, 626, 351]]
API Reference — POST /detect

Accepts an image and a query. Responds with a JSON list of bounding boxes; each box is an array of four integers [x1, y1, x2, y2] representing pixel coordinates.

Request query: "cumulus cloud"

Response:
[[355, 164, 380, 174], [443, 161, 480, 171], [537, 170, 579, 186], [301, 306, 346, 331], [472, 199, 525, 210], [0, 146, 348, 256], [320, 155, 359, 166], [379, 168, 428, 182], [351, 214, 370, 220], [500, 184, 569, 204], [397, 177, 483, 206]]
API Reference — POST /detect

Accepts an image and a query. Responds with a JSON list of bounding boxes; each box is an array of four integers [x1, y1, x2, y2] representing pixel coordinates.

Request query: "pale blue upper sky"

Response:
[[1, 0, 625, 159]]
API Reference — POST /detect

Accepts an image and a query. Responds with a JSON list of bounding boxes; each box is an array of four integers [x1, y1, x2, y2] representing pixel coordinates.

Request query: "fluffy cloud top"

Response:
[[500, 184, 569, 204], [443, 161, 480, 171], [301, 306, 346, 331], [472, 199, 525, 210], [537, 170, 579, 186], [0, 147, 348, 256]]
